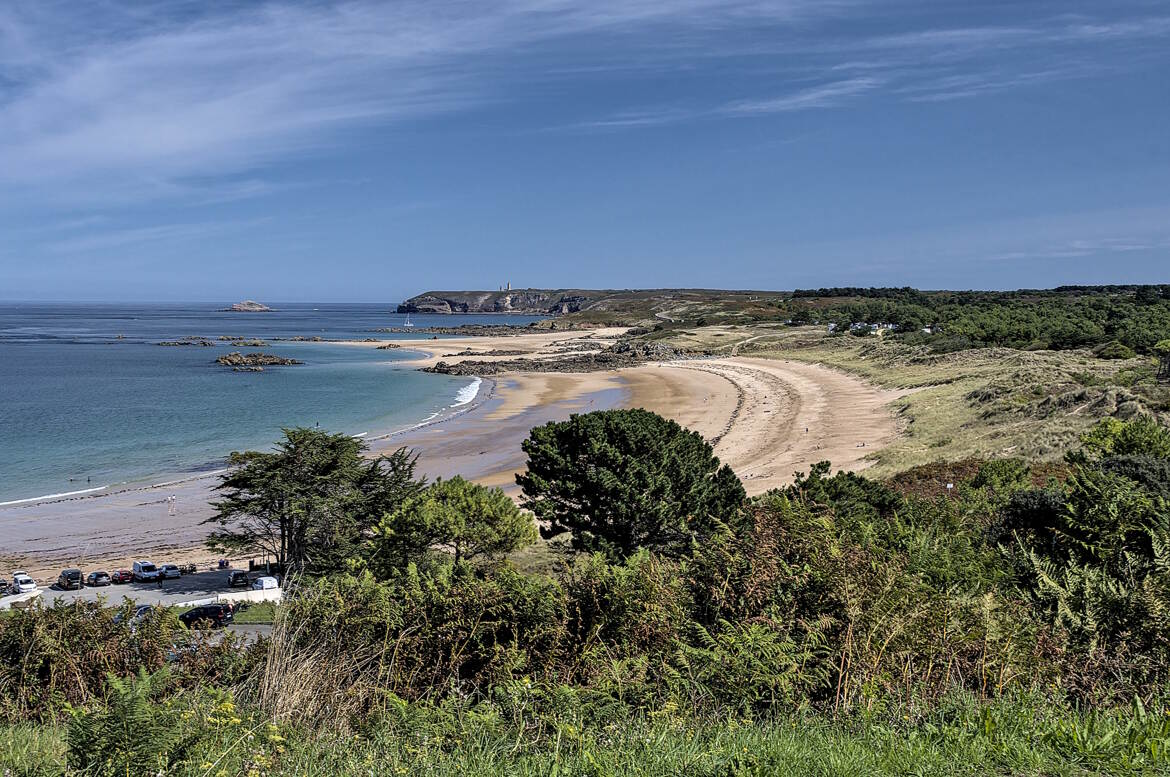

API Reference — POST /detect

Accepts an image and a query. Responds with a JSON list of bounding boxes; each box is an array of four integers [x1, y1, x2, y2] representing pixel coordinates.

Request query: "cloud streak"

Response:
[[721, 77, 882, 115], [45, 218, 270, 254]]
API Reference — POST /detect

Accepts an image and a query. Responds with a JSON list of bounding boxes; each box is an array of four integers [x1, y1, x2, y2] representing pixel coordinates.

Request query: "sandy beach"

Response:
[[1, 330, 908, 578]]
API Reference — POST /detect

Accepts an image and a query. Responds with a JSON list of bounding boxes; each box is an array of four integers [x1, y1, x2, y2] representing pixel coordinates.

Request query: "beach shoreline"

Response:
[[2, 329, 910, 580]]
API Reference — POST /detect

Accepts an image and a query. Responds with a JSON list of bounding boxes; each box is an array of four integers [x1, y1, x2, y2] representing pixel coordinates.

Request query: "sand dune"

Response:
[[624, 359, 913, 495]]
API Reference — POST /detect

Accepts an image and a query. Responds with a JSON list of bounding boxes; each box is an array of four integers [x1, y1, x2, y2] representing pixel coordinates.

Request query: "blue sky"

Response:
[[1, 0, 1168, 301]]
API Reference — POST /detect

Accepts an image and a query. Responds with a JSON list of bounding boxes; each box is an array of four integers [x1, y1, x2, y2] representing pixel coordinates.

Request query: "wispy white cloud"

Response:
[[45, 218, 269, 253], [785, 203, 1170, 279], [988, 236, 1156, 263], [721, 77, 882, 115], [551, 6, 1170, 131]]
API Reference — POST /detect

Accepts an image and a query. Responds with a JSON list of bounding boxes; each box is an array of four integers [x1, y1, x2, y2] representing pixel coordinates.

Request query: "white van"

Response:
[[10, 571, 37, 594], [132, 561, 160, 582], [250, 576, 279, 590]]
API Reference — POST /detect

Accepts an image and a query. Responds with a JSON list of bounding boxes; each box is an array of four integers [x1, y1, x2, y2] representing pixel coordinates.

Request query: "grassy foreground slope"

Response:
[[7, 697, 1168, 776]]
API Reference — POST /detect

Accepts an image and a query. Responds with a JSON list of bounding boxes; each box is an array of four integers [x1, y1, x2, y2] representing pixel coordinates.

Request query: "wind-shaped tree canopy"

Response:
[[517, 409, 746, 559], [205, 428, 422, 576]]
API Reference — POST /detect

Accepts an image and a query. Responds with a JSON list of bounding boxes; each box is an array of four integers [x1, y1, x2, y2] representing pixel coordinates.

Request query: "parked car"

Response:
[[132, 560, 160, 582], [159, 563, 182, 580], [251, 575, 279, 591], [86, 571, 112, 587], [110, 569, 133, 584], [179, 603, 234, 629], [227, 570, 251, 588], [10, 572, 37, 595], [56, 568, 83, 590], [113, 604, 155, 625]]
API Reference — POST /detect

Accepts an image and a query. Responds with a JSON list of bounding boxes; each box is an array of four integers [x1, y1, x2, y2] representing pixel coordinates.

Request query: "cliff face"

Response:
[[396, 290, 591, 315]]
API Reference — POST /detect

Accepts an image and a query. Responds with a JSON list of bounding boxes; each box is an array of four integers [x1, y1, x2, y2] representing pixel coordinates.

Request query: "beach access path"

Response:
[[2, 328, 909, 578]]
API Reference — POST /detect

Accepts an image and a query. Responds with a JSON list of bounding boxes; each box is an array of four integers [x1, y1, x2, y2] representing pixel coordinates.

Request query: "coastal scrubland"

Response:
[[405, 284, 1170, 357], [5, 410, 1170, 775]]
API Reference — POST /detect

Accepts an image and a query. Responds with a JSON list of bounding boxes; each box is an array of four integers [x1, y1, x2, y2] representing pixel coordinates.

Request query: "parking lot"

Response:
[[4, 568, 276, 639], [23, 567, 257, 608]]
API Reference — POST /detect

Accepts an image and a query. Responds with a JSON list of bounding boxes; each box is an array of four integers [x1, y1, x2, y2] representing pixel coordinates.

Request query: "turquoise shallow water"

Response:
[[0, 303, 543, 503]]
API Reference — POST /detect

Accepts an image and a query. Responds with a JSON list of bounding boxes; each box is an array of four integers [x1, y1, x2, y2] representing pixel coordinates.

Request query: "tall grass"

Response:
[[4, 694, 1169, 776]]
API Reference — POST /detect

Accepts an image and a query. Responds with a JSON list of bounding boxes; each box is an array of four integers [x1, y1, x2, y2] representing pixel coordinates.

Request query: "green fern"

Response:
[[66, 668, 185, 776]]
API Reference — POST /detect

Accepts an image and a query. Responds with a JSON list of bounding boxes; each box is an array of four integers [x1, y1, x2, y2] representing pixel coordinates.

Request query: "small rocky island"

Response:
[[216, 351, 303, 372], [221, 300, 273, 312]]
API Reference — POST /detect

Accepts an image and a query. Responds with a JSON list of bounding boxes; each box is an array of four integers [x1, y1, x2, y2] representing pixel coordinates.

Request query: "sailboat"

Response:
[[404, 313, 415, 328]]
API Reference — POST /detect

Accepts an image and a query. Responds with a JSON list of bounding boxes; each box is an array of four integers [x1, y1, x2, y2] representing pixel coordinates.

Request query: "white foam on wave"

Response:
[[451, 377, 482, 407], [0, 484, 109, 507], [149, 470, 227, 489]]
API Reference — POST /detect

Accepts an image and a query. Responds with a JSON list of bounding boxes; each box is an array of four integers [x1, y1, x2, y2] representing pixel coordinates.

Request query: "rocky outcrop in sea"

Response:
[[215, 351, 304, 371]]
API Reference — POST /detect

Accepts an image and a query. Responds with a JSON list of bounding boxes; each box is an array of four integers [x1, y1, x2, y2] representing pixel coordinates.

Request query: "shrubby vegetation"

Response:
[[778, 286, 1170, 354], [5, 413, 1170, 775]]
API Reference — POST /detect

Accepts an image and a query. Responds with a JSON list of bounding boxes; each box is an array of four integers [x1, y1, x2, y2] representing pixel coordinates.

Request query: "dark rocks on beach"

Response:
[[221, 300, 273, 312], [375, 343, 402, 350], [215, 351, 304, 371], [370, 325, 531, 336], [218, 336, 269, 347], [454, 348, 527, 357], [423, 339, 684, 376], [159, 337, 216, 347]]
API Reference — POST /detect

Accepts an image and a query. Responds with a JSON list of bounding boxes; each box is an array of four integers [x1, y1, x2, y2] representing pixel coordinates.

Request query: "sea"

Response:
[[0, 303, 544, 505]]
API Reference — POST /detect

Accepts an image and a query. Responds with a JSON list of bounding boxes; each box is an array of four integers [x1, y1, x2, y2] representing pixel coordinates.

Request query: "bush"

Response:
[[368, 475, 537, 573], [1093, 340, 1137, 359]]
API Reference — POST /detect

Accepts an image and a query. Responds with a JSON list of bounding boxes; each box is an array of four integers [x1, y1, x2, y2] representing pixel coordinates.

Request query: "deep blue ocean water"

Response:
[[0, 303, 543, 503]]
